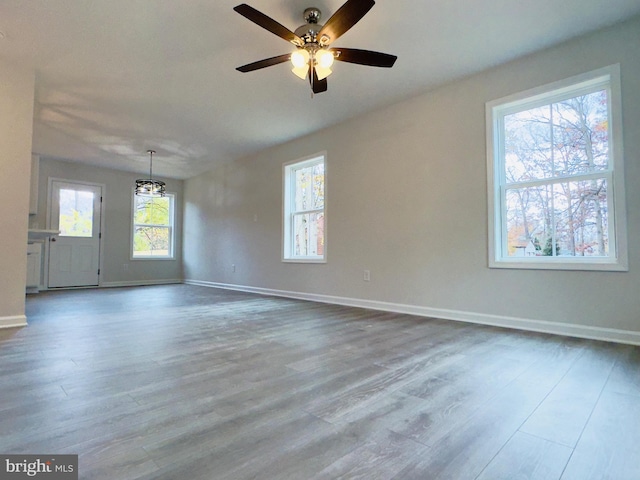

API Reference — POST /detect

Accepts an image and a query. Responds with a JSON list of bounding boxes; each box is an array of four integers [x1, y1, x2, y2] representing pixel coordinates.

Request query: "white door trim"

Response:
[[45, 177, 106, 289]]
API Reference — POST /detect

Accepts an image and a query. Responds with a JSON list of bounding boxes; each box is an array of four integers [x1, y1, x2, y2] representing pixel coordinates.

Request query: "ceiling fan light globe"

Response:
[[316, 49, 334, 68], [292, 65, 309, 80], [291, 49, 310, 68], [315, 65, 332, 80]]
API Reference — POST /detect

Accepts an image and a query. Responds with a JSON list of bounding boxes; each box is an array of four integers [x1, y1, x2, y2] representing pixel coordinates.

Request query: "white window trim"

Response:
[[131, 191, 176, 260], [282, 152, 327, 263], [486, 64, 628, 271]]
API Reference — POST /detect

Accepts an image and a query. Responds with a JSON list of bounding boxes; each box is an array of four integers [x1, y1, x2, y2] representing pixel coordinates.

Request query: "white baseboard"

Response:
[[38, 279, 182, 291], [0, 315, 28, 329], [184, 279, 640, 346], [101, 279, 182, 288]]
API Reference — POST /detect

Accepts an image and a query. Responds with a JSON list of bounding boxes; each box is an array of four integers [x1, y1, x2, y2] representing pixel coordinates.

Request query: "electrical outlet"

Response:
[[232, 264, 236, 273], [363, 270, 370, 282], [123, 263, 128, 271]]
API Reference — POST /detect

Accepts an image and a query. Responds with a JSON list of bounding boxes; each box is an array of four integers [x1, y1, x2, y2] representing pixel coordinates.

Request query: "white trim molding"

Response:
[[184, 279, 640, 346], [0, 315, 28, 329]]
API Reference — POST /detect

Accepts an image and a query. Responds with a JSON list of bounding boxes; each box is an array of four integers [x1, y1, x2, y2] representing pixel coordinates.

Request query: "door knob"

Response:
[[51, 237, 56, 242]]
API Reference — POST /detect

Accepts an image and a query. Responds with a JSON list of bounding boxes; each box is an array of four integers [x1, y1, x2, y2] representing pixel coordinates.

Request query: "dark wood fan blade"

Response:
[[236, 54, 291, 72], [309, 68, 328, 94], [318, 0, 375, 46], [332, 48, 397, 68], [234, 4, 303, 46]]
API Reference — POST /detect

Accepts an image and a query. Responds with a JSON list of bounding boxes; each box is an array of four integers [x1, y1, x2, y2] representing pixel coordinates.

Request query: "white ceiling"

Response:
[[1, 1, 639, 179]]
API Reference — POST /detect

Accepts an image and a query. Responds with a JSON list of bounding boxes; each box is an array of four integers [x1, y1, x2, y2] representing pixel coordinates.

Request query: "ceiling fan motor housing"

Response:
[[295, 8, 323, 44]]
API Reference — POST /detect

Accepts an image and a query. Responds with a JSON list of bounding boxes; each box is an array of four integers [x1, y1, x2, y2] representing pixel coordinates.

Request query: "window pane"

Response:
[[505, 185, 551, 257], [505, 106, 553, 182], [312, 162, 325, 209], [505, 179, 609, 258], [504, 90, 609, 184], [293, 213, 324, 257], [294, 163, 324, 213], [552, 91, 609, 177], [135, 196, 170, 225], [133, 226, 170, 256], [553, 180, 608, 257], [59, 189, 94, 237], [294, 166, 312, 212]]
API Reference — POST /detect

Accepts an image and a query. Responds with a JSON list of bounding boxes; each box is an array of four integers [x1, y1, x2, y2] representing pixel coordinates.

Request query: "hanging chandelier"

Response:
[[135, 149, 166, 196]]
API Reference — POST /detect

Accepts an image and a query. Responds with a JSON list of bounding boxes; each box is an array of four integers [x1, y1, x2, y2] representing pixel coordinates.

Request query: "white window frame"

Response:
[[131, 191, 176, 260], [283, 153, 327, 263], [486, 65, 627, 271]]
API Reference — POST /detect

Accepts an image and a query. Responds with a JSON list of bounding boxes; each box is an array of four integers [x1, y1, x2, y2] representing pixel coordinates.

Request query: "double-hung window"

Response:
[[487, 65, 627, 270], [132, 193, 175, 259], [283, 154, 326, 262]]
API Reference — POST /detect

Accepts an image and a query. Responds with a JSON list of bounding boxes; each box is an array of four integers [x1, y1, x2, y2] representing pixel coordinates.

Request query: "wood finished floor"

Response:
[[1, 285, 639, 479]]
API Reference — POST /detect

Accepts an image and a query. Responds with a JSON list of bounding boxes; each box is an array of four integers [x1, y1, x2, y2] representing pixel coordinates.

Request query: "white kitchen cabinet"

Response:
[[26, 242, 42, 291]]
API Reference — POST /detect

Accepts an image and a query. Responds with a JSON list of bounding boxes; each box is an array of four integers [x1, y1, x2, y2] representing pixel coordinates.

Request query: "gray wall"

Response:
[[31, 158, 183, 286], [183, 17, 640, 340]]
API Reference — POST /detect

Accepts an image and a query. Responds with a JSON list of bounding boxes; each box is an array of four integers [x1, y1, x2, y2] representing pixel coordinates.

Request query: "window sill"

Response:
[[131, 257, 176, 261], [489, 258, 628, 272], [282, 258, 326, 264]]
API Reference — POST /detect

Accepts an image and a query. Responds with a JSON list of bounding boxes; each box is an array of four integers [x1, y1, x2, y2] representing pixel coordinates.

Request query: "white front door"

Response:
[[48, 180, 102, 288]]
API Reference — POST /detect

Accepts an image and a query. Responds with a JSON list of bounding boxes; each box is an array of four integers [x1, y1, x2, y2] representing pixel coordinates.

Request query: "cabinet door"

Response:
[[26, 243, 41, 288]]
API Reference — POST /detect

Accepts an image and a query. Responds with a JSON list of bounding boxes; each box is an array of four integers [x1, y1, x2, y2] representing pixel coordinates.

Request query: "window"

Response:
[[132, 193, 175, 259], [487, 65, 627, 270], [283, 154, 326, 262]]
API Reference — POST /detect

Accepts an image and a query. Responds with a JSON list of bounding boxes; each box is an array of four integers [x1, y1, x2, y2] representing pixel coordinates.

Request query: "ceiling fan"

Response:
[[234, 0, 397, 94]]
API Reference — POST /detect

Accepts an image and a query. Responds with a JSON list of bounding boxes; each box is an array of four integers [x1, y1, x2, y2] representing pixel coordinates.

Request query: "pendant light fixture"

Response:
[[135, 149, 166, 196]]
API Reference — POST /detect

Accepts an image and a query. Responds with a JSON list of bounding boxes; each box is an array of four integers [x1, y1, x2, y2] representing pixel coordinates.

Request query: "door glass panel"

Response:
[[59, 188, 94, 237]]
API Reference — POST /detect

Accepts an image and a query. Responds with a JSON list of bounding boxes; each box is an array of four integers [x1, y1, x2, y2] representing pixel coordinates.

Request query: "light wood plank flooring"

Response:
[[1, 285, 639, 479]]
